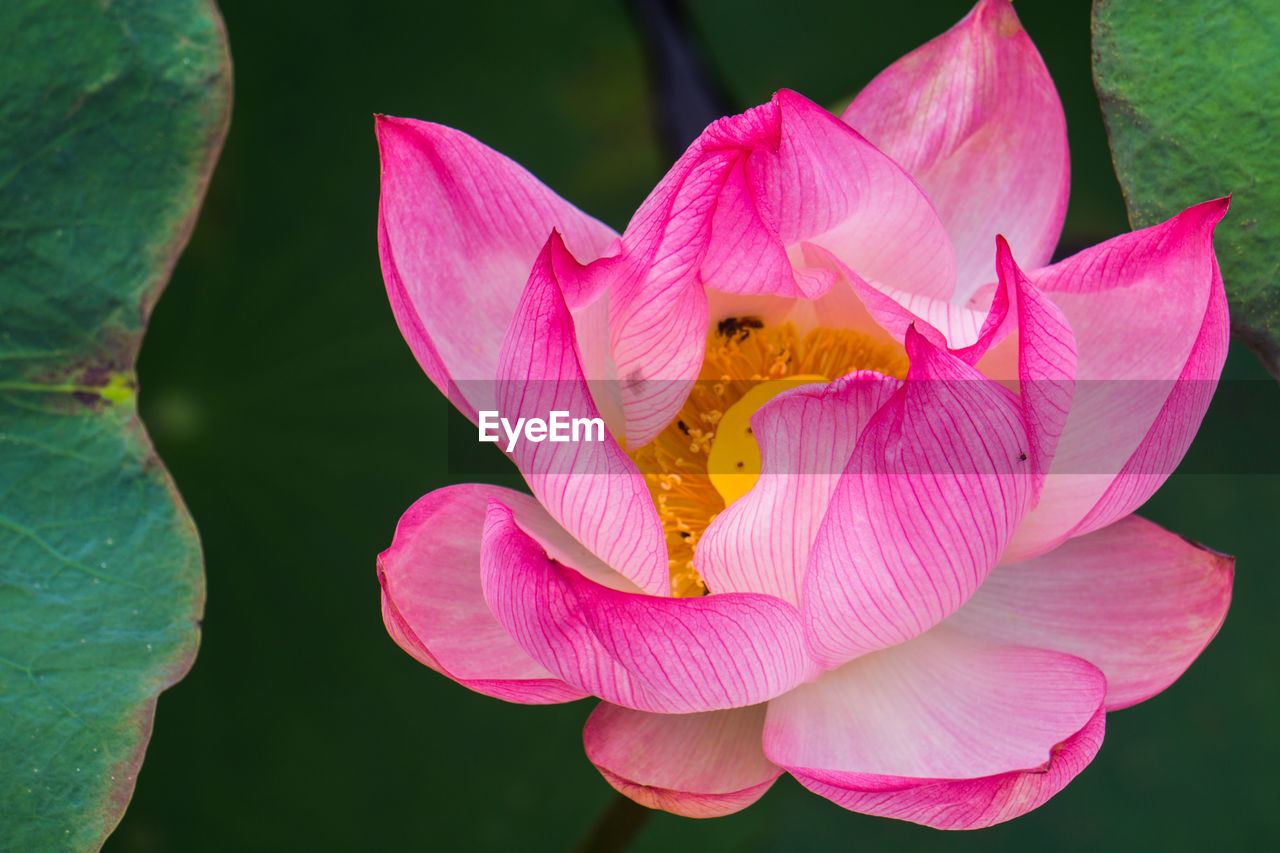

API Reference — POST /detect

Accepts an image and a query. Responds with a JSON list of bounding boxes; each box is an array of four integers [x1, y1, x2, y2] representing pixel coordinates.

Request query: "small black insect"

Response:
[[677, 419, 690, 435], [1018, 452, 1028, 462], [717, 315, 764, 341]]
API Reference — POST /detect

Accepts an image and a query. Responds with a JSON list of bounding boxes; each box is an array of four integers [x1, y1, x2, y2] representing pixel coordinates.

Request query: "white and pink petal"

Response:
[[584, 703, 782, 818], [763, 627, 1106, 829], [946, 514, 1233, 710], [802, 328, 1032, 667], [378, 484, 603, 705], [695, 371, 902, 606], [1005, 198, 1229, 562], [481, 499, 816, 714]]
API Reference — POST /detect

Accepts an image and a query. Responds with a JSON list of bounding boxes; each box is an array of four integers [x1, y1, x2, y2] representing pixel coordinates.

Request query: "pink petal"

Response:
[[1072, 264, 1228, 536], [843, 0, 1069, 302], [802, 327, 1032, 668], [604, 131, 719, 445], [583, 702, 782, 818], [945, 514, 1233, 710], [707, 91, 957, 302], [376, 115, 619, 422], [496, 233, 669, 595], [378, 484, 604, 704], [695, 372, 902, 606], [1004, 198, 1229, 562], [481, 499, 816, 713], [605, 91, 955, 444], [959, 238, 1077, 500], [764, 627, 1106, 829]]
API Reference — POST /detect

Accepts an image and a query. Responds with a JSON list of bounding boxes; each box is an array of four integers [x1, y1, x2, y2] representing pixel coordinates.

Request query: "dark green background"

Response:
[[106, 0, 1278, 849]]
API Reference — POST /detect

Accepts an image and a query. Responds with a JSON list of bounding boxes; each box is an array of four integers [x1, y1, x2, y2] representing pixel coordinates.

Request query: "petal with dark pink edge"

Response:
[[604, 133, 715, 446], [584, 702, 782, 818], [802, 328, 1032, 668], [1071, 263, 1228, 537], [698, 91, 957, 302], [378, 484, 604, 704], [695, 372, 902, 606], [764, 628, 1106, 829], [376, 115, 619, 422], [843, 0, 1068, 303], [606, 91, 954, 444], [497, 233, 668, 595], [481, 500, 816, 714], [1004, 198, 1229, 562], [957, 238, 1076, 500], [946, 514, 1233, 710]]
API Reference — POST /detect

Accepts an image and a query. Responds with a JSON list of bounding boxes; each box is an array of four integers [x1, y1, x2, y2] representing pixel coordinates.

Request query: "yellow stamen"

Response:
[[627, 319, 909, 597]]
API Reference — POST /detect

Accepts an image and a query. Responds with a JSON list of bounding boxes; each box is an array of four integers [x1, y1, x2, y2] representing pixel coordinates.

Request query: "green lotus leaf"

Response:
[[0, 1, 230, 848], [1094, 0, 1280, 378]]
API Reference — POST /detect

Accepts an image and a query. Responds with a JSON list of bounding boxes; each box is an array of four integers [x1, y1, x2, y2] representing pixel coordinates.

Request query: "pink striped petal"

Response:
[[606, 91, 955, 444], [584, 702, 782, 818], [376, 115, 619, 422], [946, 514, 1233, 710], [496, 233, 669, 595], [843, 0, 1068, 302], [802, 327, 1032, 668], [605, 130, 720, 446], [704, 91, 957, 302], [1071, 267, 1228, 536], [1005, 199, 1229, 562], [695, 372, 902, 606], [957, 238, 1077, 500], [378, 484, 603, 704], [480, 499, 816, 713], [764, 628, 1106, 829]]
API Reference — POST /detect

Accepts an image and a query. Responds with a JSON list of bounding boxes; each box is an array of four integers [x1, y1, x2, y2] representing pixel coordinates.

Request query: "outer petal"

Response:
[[378, 484, 599, 704], [376, 115, 619, 422], [802, 327, 1032, 667], [694, 372, 902, 606], [496, 233, 669, 595], [584, 703, 782, 818], [480, 500, 816, 713], [946, 515, 1233, 710], [606, 90, 955, 444], [764, 628, 1106, 829], [1072, 265, 1228, 535], [843, 0, 1068, 302], [1005, 199, 1229, 562]]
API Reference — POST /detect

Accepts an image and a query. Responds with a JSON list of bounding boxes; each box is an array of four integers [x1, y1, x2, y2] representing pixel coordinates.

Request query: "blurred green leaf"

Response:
[[0, 0, 230, 848], [1093, 0, 1280, 379]]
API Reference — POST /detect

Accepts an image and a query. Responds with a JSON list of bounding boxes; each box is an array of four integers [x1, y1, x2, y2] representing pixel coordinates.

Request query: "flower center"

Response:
[[626, 318, 909, 597]]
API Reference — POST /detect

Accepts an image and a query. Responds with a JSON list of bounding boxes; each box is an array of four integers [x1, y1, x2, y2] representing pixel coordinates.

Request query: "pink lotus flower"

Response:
[[375, 0, 1233, 829]]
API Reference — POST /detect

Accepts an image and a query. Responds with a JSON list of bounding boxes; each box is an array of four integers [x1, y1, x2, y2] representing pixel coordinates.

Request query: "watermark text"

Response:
[[478, 410, 606, 452]]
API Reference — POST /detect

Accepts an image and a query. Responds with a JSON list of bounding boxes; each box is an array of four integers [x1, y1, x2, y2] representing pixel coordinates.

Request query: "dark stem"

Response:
[[624, 0, 735, 163], [574, 792, 654, 853], [1232, 323, 1280, 384]]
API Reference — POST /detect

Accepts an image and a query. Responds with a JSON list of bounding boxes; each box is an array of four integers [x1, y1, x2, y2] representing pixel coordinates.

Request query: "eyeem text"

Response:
[[478, 410, 606, 452]]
